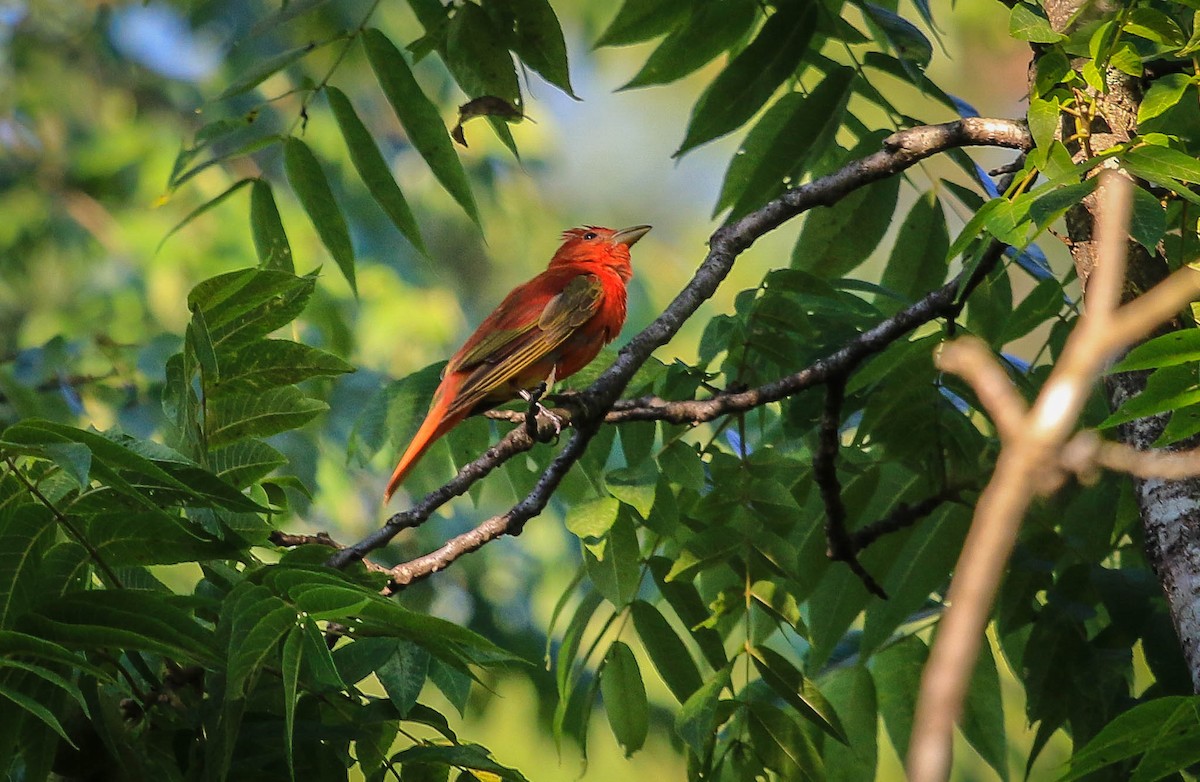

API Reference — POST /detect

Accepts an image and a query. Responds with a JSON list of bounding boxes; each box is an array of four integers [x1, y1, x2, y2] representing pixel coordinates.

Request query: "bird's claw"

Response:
[[521, 383, 565, 442]]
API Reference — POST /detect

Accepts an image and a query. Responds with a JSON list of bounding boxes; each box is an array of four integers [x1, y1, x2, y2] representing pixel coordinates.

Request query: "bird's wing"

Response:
[[443, 273, 603, 418]]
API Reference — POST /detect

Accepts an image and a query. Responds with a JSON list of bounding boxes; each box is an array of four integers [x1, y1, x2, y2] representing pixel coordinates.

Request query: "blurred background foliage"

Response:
[[1, 0, 1150, 778]]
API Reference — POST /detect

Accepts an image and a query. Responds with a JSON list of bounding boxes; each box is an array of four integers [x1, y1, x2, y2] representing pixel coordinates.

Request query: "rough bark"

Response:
[[1044, 0, 1200, 689]]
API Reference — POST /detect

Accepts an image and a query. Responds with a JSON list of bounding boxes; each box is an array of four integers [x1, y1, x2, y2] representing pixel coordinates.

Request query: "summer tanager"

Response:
[[384, 224, 652, 503]]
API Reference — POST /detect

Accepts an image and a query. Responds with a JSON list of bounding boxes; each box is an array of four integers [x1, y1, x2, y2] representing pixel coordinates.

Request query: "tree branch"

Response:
[[907, 171, 1200, 782], [325, 117, 1032, 578]]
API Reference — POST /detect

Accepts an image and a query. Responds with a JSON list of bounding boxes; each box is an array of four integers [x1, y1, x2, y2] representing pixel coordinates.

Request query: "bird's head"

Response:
[[550, 225, 652, 281]]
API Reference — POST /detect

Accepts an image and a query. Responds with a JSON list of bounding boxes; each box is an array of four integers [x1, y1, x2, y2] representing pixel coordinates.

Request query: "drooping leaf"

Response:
[[326, 87, 427, 255], [746, 700, 824, 781], [675, 665, 730, 756], [749, 645, 847, 744], [595, 0, 690, 47], [363, 28, 480, 225], [959, 638, 1008, 778], [249, 179, 294, 272], [879, 191, 951, 303], [283, 137, 356, 293], [600, 641, 648, 755], [821, 665, 878, 782], [506, 0, 576, 97], [217, 41, 322, 100], [629, 599, 702, 703], [621, 0, 758, 90], [676, 3, 818, 156], [793, 149, 902, 277], [870, 634, 927, 759], [584, 513, 641, 606], [716, 67, 855, 219]]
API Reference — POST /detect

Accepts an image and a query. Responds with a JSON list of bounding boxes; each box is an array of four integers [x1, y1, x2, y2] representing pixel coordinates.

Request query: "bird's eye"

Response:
[[583, 231, 598, 240]]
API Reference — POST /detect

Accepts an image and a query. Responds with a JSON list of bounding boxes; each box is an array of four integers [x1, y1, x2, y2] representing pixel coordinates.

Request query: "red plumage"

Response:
[[384, 224, 651, 503]]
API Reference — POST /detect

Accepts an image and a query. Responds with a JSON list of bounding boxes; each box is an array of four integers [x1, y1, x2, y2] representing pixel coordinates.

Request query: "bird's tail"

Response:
[[383, 394, 464, 504]]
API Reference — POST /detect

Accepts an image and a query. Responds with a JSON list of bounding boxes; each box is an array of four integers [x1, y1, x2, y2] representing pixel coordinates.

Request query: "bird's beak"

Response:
[[612, 225, 652, 247]]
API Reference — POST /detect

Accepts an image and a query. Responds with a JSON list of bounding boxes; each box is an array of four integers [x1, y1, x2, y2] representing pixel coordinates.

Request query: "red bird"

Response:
[[384, 224, 652, 503]]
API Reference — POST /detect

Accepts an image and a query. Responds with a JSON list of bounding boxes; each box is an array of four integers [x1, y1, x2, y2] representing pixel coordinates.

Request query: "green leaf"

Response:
[[283, 137, 356, 293], [0, 631, 113, 681], [159, 178, 253, 251], [1009, 2, 1066, 43], [207, 386, 327, 445], [0, 506, 54, 628], [794, 151, 901, 277], [43, 442, 91, 490], [600, 641, 648, 756], [281, 626, 302, 781], [1129, 185, 1167, 251], [595, 0, 690, 47], [1100, 364, 1200, 428], [870, 635, 927, 759], [389, 743, 529, 782], [446, 3, 520, 105], [861, 510, 964, 652], [0, 681, 76, 748], [715, 68, 855, 219], [584, 512, 641, 607], [1125, 7, 1185, 45], [1142, 76, 1191, 124], [211, 339, 353, 396], [646, 557, 727, 670], [749, 645, 847, 743], [217, 42, 321, 100], [188, 306, 219, 384], [675, 3, 817, 156], [605, 462, 657, 518], [879, 191, 950, 302], [959, 638, 1007, 777], [863, 3, 933, 66], [1063, 696, 1200, 781], [363, 28, 480, 225], [249, 179, 294, 272], [620, 0, 757, 90], [1113, 330, 1200, 372], [565, 496, 620, 539], [229, 592, 297, 690], [821, 665, 877, 782], [1124, 144, 1200, 185], [629, 599, 702, 703], [187, 268, 315, 349], [1002, 276, 1066, 344], [82, 512, 231, 566], [675, 666, 729, 756], [376, 641, 430, 717], [25, 590, 219, 666], [746, 700, 824, 781], [507, 0, 576, 98]]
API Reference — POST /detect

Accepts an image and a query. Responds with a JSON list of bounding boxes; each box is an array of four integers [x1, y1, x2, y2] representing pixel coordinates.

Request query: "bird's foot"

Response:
[[520, 383, 565, 443]]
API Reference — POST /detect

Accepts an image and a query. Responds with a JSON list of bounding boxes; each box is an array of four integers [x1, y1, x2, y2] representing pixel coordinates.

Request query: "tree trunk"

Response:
[[1044, 0, 1200, 690]]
